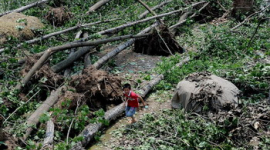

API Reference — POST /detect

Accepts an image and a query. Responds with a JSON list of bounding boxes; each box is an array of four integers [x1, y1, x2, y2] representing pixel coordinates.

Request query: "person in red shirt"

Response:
[[123, 83, 146, 124]]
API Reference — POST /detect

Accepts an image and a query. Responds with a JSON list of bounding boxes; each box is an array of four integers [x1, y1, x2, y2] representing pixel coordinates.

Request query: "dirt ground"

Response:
[[88, 45, 172, 150]]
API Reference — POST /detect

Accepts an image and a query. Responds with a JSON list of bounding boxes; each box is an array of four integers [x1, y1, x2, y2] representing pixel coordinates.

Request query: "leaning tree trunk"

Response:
[[71, 56, 190, 149], [87, 0, 113, 14], [0, 0, 50, 17], [23, 86, 66, 140]]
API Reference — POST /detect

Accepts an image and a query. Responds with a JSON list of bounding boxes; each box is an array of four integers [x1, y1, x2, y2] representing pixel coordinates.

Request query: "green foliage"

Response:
[[155, 22, 270, 102]]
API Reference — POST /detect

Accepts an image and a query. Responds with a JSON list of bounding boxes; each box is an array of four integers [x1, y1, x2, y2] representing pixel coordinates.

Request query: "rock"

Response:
[[171, 72, 240, 112]]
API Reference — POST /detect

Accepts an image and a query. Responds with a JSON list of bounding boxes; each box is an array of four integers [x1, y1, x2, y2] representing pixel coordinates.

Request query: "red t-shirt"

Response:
[[123, 91, 139, 107]]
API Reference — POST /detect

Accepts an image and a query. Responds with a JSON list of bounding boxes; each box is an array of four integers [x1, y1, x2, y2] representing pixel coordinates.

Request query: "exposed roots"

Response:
[[134, 25, 184, 56], [21, 55, 64, 88], [45, 6, 72, 26]]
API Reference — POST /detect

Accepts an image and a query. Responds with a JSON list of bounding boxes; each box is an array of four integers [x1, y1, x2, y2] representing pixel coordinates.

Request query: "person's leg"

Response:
[[127, 107, 136, 123]]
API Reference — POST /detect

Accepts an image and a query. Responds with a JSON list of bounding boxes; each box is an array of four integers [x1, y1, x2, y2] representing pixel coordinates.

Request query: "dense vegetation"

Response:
[[0, 0, 269, 149]]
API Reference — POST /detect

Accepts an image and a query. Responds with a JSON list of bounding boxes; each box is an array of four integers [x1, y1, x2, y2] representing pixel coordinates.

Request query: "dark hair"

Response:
[[123, 83, 131, 90]]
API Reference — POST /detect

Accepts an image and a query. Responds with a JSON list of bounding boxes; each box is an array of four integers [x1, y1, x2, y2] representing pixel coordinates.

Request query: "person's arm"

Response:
[[138, 96, 146, 106]]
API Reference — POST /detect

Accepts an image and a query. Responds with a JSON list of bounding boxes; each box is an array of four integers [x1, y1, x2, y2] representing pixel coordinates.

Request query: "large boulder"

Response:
[[171, 72, 240, 112]]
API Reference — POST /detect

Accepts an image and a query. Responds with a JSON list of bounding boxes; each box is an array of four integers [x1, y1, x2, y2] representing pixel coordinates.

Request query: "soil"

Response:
[[0, 13, 44, 44]]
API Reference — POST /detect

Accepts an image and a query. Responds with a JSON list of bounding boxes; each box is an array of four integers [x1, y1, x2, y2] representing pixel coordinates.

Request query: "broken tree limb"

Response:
[[231, 4, 270, 31], [138, 0, 173, 19], [136, 0, 164, 24], [16, 33, 150, 90], [84, 52, 92, 69], [0, 19, 118, 54], [81, 2, 206, 41], [0, 0, 50, 17], [71, 55, 190, 149], [169, 2, 209, 30], [42, 119, 54, 150], [63, 31, 83, 77], [86, 0, 113, 14], [23, 86, 66, 140], [93, 23, 158, 69]]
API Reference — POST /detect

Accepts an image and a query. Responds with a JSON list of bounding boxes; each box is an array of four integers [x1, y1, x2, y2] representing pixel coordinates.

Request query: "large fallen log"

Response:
[[23, 86, 66, 140], [81, 2, 206, 41], [12, 2, 203, 64], [93, 23, 158, 69], [0, 19, 118, 53], [71, 56, 190, 149], [49, 2, 179, 73], [0, 0, 49, 17], [15, 33, 150, 91], [86, 0, 113, 14]]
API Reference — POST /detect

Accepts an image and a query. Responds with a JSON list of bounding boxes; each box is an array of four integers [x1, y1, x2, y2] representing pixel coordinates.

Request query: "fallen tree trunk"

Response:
[[0, 19, 118, 53], [81, 2, 206, 41], [86, 0, 113, 14], [71, 56, 190, 149], [138, 0, 173, 19], [41, 119, 54, 150], [93, 23, 158, 69], [0, 0, 50, 17], [63, 31, 83, 77], [16, 33, 150, 90], [23, 86, 66, 140]]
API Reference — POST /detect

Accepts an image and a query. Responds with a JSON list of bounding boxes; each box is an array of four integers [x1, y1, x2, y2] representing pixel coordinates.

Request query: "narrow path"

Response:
[[89, 90, 172, 150], [89, 47, 172, 149]]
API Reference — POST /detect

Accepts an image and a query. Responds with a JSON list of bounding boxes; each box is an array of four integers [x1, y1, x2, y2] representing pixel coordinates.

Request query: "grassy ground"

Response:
[[0, 0, 270, 149]]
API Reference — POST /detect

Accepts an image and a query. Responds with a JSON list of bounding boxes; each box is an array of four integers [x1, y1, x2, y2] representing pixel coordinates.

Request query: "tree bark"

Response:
[[93, 23, 158, 69], [23, 86, 66, 140], [42, 119, 54, 150], [0, 0, 50, 17], [136, 0, 164, 24], [138, 0, 173, 19], [87, 0, 113, 14], [63, 31, 83, 77]]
